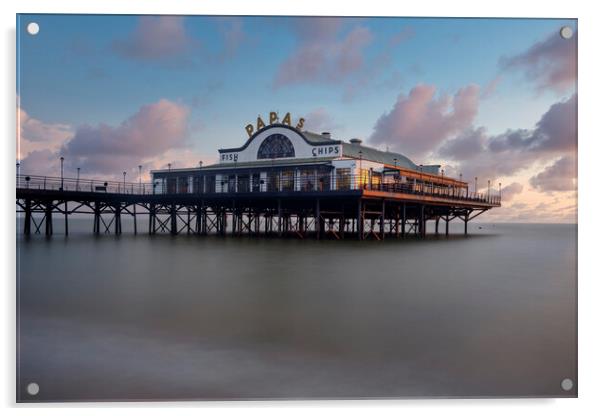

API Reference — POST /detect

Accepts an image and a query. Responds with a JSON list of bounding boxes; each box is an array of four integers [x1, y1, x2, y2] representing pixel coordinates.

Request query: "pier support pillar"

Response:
[[170, 203, 177, 235], [93, 201, 100, 234], [380, 199, 385, 240], [315, 199, 321, 240], [23, 199, 31, 235], [445, 215, 449, 237], [435, 216, 440, 235], [401, 203, 406, 238], [420, 205, 425, 238], [464, 213, 469, 236], [64, 201, 69, 236], [133, 203, 137, 235], [114, 204, 122, 235], [277, 199, 282, 237], [357, 199, 364, 240], [45, 202, 53, 236]]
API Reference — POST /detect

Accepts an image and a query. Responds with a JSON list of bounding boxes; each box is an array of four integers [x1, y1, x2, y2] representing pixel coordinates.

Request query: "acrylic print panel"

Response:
[[16, 14, 577, 401]]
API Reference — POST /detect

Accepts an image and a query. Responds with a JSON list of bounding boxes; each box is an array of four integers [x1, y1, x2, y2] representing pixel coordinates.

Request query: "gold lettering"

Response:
[[257, 116, 265, 130], [269, 111, 279, 124], [296, 117, 305, 130], [282, 112, 292, 126], [245, 124, 254, 137]]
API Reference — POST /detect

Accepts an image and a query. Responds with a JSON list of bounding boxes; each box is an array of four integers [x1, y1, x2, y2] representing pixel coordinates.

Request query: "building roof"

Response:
[[341, 141, 440, 174]]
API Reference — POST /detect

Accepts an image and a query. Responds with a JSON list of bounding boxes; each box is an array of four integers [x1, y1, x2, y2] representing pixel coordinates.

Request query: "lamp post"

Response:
[[419, 164, 424, 194], [474, 177, 478, 199], [60, 156, 64, 190], [487, 179, 491, 201], [16, 162, 20, 188], [168, 163, 171, 172], [358, 150, 363, 189], [138, 165, 143, 192], [499, 182, 502, 201], [76, 167, 80, 191], [123, 171, 126, 193]]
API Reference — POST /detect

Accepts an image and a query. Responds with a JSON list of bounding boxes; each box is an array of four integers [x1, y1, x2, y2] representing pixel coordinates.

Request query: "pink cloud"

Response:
[[60, 99, 190, 175], [500, 29, 577, 94], [429, 94, 577, 201], [18, 108, 73, 160], [369, 84, 480, 159], [113, 16, 197, 63], [273, 18, 373, 87], [303, 108, 342, 133], [529, 155, 577, 192], [500, 182, 524, 201]]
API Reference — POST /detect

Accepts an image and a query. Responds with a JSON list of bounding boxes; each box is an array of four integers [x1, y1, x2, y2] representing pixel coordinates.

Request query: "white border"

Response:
[[2, 1, 600, 414]]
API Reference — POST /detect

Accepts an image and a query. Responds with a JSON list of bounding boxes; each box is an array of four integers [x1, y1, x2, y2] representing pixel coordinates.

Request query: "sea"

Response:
[[16, 219, 577, 401]]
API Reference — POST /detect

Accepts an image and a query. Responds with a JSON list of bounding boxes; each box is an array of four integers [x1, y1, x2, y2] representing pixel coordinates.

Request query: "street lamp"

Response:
[[60, 156, 64, 190], [474, 177, 478, 199], [16, 162, 20, 187], [123, 171, 127, 193], [419, 164, 424, 194], [358, 150, 363, 188], [138, 165, 142, 192], [499, 182, 502, 201], [76, 167, 80, 191], [168, 163, 171, 172], [487, 179, 491, 201]]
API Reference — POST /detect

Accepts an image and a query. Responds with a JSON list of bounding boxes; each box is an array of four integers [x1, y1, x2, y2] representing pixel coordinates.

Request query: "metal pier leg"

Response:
[[445, 214, 449, 237], [357, 199, 364, 240], [401, 203, 406, 238], [170, 203, 177, 235], [380, 199, 385, 240], [315, 199, 321, 240], [24, 199, 31, 235], [94, 201, 100, 234], [115, 204, 122, 235], [133, 203, 138, 235], [149, 203, 155, 235], [45, 203, 53, 236], [277, 199, 282, 237], [64, 201, 69, 236], [464, 213, 469, 236], [420, 205, 425, 238], [435, 216, 440, 235]]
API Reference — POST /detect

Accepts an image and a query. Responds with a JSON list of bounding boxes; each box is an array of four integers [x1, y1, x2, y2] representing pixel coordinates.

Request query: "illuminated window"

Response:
[[257, 134, 295, 159]]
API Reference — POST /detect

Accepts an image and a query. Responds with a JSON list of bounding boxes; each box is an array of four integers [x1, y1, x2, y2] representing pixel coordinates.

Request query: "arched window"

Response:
[[257, 134, 295, 159]]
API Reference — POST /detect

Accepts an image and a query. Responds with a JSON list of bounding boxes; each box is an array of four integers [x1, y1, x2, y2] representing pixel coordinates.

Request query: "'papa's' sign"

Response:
[[245, 112, 304, 138]]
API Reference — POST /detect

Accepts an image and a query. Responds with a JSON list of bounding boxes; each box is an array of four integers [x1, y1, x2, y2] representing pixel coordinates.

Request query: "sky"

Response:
[[16, 15, 577, 223]]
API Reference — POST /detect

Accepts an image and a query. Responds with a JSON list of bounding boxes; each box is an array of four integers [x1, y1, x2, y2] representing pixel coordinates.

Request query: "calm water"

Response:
[[16, 221, 577, 401]]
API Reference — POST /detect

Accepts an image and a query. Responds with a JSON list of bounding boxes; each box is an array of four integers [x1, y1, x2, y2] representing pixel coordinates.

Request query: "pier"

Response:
[[16, 173, 500, 239]]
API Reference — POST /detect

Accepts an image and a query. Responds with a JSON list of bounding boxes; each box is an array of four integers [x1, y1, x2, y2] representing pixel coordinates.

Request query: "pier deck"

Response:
[[16, 174, 500, 239]]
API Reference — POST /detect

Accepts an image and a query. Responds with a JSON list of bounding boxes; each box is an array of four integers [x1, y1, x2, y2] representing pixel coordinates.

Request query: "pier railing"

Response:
[[16, 174, 501, 205]]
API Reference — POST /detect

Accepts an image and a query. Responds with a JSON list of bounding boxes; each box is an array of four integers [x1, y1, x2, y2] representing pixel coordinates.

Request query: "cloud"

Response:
[[215, 18, 245, 62], [500, 29, 577, 93], [113, 16, 198, 63], [500, 182, 524, 201], [489, 94, 576, 154], [389, 26, 415, 47], [435, 94, 577, 187], [369, 84, 480, 158], [437, 127, 488, 161], [60, 99, 190, 175], [18, 108, 73, 160], [529, 155, 577, 192], [303, 108, 342, 133], [273, 18, 373, 88], [481, 75, 502, 99]]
